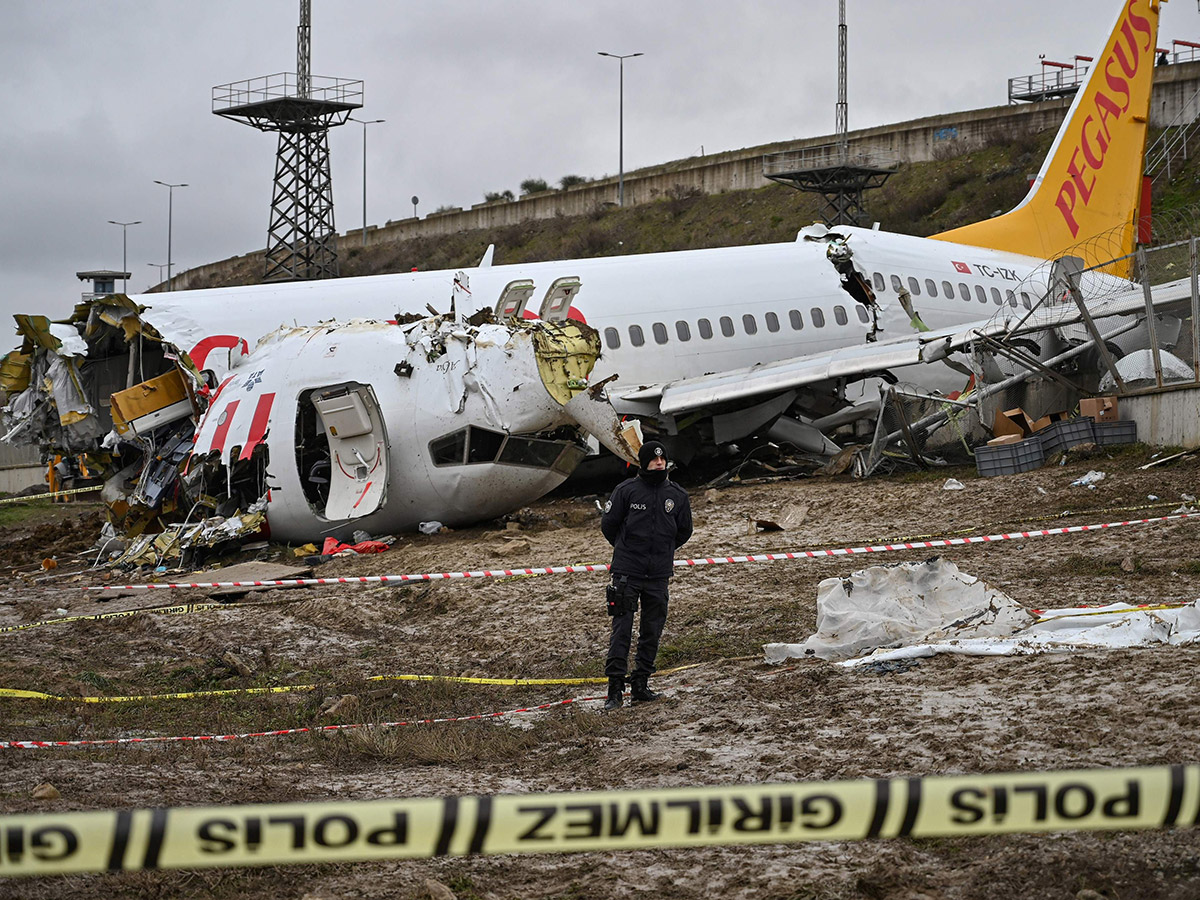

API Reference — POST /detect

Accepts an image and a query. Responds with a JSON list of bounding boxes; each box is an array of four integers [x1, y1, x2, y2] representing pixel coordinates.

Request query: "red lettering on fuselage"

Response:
[[1053, 0, 1151, 238]]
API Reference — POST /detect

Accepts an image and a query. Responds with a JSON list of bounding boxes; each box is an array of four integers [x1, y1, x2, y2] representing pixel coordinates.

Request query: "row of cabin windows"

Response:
[[429, 425, 586, 476], [872, 272, 1033, 310], [603, 305, 871, 350]]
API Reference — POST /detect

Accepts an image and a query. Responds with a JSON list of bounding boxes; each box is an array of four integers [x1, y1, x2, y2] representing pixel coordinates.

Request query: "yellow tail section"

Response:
[[932, 0, 1161, 268]]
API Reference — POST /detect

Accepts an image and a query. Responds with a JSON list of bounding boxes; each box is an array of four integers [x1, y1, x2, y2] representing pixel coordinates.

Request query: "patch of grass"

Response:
[[447, 873, 487, 900], [657, 628, 748, 668], [1060, 553, 1153, 576], [338, 720, 537, 763], [75, 670, 116, 691], [0, 499, 56, 528]]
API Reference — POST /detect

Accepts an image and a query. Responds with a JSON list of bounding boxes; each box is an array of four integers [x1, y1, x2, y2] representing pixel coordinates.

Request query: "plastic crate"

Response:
[[975, 436, 1045, 477], [1035, 417, 1095, 454], [1092, 420, 1137, 445]]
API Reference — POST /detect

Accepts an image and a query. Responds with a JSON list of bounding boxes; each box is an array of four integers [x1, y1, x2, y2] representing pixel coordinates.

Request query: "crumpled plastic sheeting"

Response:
[[1100, 348, 1194, 392], [763, 558, 1032, 663], [44, 355, 94, 428], [2, 353, 102, 450], [831, 601, 1200, 668]]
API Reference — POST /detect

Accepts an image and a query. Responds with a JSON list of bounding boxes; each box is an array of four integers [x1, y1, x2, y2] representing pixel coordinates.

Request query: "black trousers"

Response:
[[605, 577, 669, 679]]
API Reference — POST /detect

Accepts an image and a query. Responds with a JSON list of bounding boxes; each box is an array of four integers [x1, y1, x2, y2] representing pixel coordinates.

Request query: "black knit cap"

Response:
[[638, 440, 668, 468]]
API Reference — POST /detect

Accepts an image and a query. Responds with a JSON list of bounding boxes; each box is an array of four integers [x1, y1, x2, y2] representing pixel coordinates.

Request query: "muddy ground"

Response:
[[2, 445, 1200, 899]]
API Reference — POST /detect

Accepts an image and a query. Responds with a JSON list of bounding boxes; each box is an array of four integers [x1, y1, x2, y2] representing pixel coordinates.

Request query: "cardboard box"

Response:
[[1079, 396, 1119, 423], [993, 407, 1032, 438], [1027, 411, 1068, 433], [987, 433, 1024, 446], [111, 370, 192, 435]]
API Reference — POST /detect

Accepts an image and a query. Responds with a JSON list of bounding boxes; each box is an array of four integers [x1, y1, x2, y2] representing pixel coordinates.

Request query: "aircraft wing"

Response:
[[612, 276, 1196, 418]]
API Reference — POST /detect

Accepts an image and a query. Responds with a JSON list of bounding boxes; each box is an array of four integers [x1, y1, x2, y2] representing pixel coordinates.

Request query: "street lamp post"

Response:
[[107, 220, 141, 293], [148, 263, 168, 289], [597, 51, 643, 207], [349, 118, 385, 248], [153, 180, 187, 288]]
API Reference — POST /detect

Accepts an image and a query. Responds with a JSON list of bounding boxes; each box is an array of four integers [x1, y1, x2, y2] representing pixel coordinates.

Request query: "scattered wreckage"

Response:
[[0, 294, 639, 560]]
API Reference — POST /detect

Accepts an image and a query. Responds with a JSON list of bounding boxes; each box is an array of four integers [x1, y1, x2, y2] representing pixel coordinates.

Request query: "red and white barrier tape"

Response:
[[86, 511, 1200, 593], [0, 694, 606, 749]]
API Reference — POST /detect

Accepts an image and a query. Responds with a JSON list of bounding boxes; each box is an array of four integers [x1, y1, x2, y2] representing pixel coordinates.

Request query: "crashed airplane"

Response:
[[0, 0, 1183, 541], [3, 294, 639, 547]]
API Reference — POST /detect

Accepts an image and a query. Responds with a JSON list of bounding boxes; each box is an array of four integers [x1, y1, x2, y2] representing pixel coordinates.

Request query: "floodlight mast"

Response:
[[212, 0, 363, 281]]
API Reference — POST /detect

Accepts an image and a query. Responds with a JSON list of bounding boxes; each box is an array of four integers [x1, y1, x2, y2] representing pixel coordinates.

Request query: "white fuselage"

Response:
[[132, 227, 1054, 397]]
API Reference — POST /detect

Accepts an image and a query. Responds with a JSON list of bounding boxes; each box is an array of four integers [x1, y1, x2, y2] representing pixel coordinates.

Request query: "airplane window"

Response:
[[942, 280, 954, 297], [499, 436, 565, 469], [720, 316, 734, 337], [1006, 290, 1017, 308], [811, 308, 826, 328], [789, 309, 803, 330], [873, 273, 885, 291], [907, 277, 921, 296], [834, 305, 848, 325], [1020, 292, 1032, 309], [467, 426, 505, 463], [430, 430, 467, 466], [676, 320, 691, 341], [765, 311, 780, 332], [698, 318, 713, 339], [742, 314, 758, 335], [652, 322, 668, 344], [856, 305, 870, 323], [958, 283, 970, 301], [991, 287, 1003, 305], [975, 285, 988, 303], [629, 324, 645, 346], [603, 327, 620, 349], [890, 274, 903, 293], [551, 443, 588, 476], [925, 279, 938, 297]]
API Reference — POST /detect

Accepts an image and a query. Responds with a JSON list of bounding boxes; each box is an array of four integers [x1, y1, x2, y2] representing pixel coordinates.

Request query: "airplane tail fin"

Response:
[[932, 0, 1161, 270]]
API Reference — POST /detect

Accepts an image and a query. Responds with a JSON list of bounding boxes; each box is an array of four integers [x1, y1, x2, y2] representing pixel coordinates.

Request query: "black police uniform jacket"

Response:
[[601, 475, 693, 579]]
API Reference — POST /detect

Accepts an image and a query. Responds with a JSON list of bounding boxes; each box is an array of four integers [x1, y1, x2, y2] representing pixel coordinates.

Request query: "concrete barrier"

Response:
[[167, 62, 1200, 292]]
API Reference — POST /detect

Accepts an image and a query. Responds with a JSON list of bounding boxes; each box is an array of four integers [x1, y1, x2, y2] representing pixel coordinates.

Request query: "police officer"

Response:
[[600, 440, 693, 710]]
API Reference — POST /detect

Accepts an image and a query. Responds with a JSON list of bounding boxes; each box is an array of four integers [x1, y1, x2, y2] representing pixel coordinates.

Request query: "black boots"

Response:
[[603, 676, 625, 711], [629, 675, 660, 703], [604, 675, 660, 710]]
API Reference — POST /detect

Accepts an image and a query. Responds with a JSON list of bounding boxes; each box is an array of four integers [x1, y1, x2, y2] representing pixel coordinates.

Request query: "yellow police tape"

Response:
[[0, 764, 1195, 875], [0, 485, 103, 505], [0, 665, 704, 704], [0, 601, 236, 635]]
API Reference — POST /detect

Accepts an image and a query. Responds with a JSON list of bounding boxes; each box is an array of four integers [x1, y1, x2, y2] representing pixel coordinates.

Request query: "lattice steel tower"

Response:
[[213, 0, 362, 281]]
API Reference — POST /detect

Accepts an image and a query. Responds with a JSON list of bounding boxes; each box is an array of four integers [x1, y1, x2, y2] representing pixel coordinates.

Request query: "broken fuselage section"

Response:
[[1, 300, 633, 545], [192, 314, 618, 541]]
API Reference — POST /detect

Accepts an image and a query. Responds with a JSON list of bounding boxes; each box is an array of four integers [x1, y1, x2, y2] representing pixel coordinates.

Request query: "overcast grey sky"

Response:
[[2, 0, 1196, 328]]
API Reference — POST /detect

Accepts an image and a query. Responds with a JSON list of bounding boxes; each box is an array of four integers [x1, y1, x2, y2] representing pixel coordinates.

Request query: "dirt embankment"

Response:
[[2, 449, 1200, 899]]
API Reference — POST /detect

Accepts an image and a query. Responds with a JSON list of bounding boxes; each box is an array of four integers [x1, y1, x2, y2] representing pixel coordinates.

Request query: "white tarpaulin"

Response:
[[763, 558, 1032, 662], [763, 558, 1200, 667]]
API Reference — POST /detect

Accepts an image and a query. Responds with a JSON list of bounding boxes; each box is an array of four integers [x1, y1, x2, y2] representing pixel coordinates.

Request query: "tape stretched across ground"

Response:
[[86, 511, 1200, 592], [0, 485, 103, 506], [0, 765, 1196, 875]]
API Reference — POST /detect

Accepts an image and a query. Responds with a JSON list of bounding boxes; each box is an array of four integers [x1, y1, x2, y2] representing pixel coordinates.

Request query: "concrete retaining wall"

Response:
[[1123, 387, 1200, 448], [171, 62, 1200, 291]]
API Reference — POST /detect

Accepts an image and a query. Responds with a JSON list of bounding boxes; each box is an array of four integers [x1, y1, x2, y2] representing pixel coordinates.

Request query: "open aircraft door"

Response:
[[311, 384, 388, 521], [495, 279, 536, 319], [538, 276, 582, 322]]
